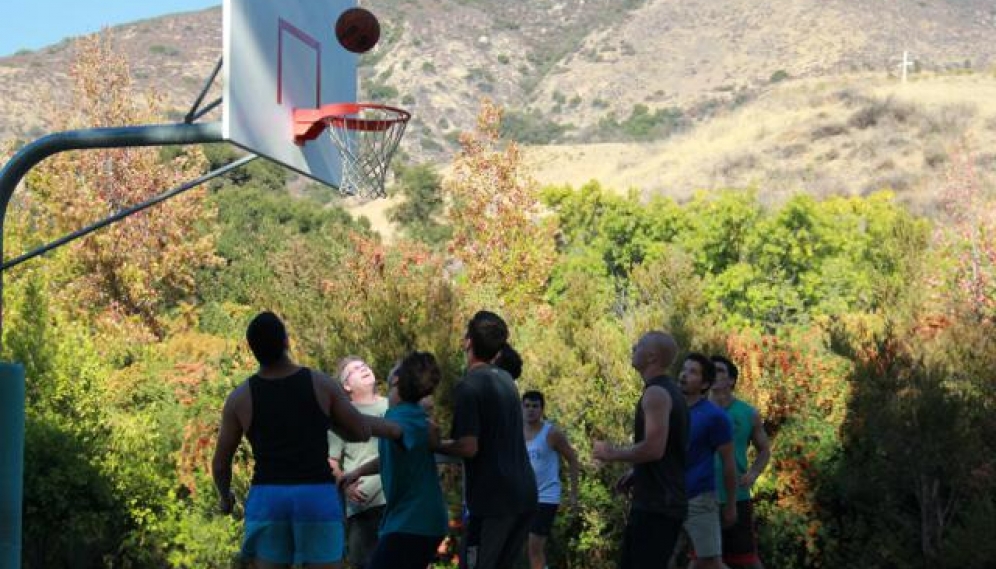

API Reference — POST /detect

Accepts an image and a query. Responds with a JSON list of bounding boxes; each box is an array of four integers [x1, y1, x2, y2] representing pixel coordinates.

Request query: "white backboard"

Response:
[[223, 0, 357, 188]]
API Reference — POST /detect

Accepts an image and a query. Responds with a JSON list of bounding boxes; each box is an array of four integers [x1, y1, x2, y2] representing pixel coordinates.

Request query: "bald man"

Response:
[[593, 331, 689, 569]]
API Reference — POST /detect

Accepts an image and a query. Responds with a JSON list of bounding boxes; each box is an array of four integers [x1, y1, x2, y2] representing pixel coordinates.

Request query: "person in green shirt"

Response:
[[328, 357, 389, 569], [709, 356, 771, 569]]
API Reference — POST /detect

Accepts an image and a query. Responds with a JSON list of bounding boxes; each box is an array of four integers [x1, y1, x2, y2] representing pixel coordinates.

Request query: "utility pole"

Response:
[[899, 50, 914, 83]]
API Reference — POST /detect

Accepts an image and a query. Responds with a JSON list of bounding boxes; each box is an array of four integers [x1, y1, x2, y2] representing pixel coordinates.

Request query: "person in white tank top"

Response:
[[522, 390, 580, 569]]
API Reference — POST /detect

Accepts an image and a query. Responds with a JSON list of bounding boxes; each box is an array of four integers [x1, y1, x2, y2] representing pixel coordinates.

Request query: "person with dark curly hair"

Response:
[[340, 352, 448, 569]]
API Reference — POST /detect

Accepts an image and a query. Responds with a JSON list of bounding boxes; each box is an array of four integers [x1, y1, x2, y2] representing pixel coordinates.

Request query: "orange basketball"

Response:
[[335, 7, 381, 54]]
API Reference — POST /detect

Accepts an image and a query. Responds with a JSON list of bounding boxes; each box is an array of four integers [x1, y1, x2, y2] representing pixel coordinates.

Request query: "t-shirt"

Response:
[[714, 398, 757, 504], [631, 375, 688, 518], [451, 364, 538, 517], [685, 398, 733, 499], [378, 402, 448, 537], [328, 397, 389, 516]]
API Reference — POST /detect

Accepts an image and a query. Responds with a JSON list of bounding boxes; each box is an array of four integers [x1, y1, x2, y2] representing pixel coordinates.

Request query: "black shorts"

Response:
[[721, 500, 760, 565], [460, 511, 533, 569], [368, 532, 444, 569], [529, 503, 559, 537], [620, 509, 683, 569]]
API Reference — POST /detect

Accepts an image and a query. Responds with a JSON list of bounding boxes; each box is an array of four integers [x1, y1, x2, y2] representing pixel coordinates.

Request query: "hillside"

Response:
[[1, 0, 995, 224], [526, 71, 996, 213]]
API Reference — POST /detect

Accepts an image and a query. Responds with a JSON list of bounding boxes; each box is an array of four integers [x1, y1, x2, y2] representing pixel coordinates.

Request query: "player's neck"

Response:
[[711, 390, 734, 407], [685, 391, 705, 407], [351, 388, 380, 405], [466, 356, 490, 372], [258, 356, 298, 378]]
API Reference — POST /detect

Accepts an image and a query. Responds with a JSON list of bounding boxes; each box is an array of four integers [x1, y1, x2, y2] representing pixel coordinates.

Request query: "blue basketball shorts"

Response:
[[242, 483, 345, 565]]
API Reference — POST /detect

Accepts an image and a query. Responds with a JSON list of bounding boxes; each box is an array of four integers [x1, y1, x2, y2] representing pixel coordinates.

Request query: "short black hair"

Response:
[[246, 311, 288, 366], [711, 355, 739, 385], [522, 390, 545, 408], [493, 344, 523, 379], [395, 351, 442, 403], [466, 310, 509, 362], [684, 352, 716, 393]]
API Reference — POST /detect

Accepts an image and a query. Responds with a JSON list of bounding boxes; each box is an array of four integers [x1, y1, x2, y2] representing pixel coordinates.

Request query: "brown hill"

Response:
[[1, 0, 995, 223]]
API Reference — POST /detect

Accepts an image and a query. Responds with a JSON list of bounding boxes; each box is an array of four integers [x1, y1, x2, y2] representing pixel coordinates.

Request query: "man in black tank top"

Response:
[[592, 331, 689, 569], [212, 312, 377, 568]]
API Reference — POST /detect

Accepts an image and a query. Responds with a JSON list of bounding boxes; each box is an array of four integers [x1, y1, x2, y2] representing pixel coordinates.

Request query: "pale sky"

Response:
[[1, 1, 221, 57]]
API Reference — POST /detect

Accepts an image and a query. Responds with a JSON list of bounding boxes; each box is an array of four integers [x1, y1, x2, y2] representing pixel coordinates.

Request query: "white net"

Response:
[[324, 104, 410, 199]]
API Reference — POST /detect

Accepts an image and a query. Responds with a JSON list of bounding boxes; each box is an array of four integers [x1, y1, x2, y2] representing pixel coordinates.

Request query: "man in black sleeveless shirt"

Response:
[[593, 331, 689, 569], [212, 312, 375, 568]]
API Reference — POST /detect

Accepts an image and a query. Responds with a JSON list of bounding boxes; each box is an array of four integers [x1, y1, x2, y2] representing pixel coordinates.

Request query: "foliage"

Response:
[[21, 33, 217, 340], [593, 104, 687, 142], [445, 99, 558, 318], [387, 162, 451, 246], [500, 109, 569, 144]]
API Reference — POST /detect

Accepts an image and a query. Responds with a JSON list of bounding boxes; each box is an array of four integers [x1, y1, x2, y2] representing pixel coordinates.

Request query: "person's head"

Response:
[[710, 355, 739, 394], [522, 390, 545, 424], [464, 310, 509, 364], [336, 356, 377, 397], [679, 352, 716, 397], [246, 311, 289, 367], [493, 344, 523, 380], [630, 331, 679, 379], [388, 351, 442, 405]]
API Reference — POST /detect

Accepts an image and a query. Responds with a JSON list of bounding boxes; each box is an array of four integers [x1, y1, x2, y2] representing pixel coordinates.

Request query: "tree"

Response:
[[388, 162, 451, 246], [22, 33, 218, 339], [445, 100, 557, 316]]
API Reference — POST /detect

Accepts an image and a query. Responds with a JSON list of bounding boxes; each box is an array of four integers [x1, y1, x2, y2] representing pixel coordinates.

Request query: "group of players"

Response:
[[212, 311, 770, 569]]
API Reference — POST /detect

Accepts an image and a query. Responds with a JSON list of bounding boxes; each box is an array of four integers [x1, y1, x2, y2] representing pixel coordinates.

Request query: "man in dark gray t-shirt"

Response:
[[438, 310, 538, 569]]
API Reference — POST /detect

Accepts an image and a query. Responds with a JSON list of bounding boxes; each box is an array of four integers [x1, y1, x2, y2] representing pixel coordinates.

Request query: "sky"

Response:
[[1, 1, 221, 57]]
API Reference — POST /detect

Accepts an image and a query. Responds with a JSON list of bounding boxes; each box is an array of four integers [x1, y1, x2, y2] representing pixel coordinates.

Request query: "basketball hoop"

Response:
[[293, 103, 410, 199]]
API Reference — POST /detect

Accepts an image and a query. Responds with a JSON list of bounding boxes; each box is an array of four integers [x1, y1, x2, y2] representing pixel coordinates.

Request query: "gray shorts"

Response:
[[683, 492, 722, 558]]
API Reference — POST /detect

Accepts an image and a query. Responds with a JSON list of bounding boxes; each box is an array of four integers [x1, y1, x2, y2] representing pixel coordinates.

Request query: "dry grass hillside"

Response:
[[525, 71, 996, 213], [532, 0, 996, 130], [2, 0, 996, 235]]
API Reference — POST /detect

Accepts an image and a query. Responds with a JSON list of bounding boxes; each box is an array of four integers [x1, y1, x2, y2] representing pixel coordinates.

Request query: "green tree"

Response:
[[388, 162, 451, 246]]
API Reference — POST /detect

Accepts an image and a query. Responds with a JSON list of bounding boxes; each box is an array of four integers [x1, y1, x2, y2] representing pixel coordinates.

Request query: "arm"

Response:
[[741, 410, 772, 487], [366, 416, 403, 440], [550, 428, 581, 508], [436, 436, 478, 458], [593, 386, 671, 464], [438, 381, 479, 458], [428, 419, 441, 451], [717, 441, 738, 527], [340, 457, 381, 488], [212, 390, 244, 514], [323, 373, 372, 442]]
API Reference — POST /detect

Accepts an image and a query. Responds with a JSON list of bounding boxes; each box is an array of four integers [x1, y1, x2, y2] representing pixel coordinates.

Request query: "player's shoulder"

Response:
[[732, 398, 759, 415]]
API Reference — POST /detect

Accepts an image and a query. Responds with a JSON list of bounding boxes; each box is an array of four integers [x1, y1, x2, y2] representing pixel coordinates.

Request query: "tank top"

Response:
[[631, 375, 688, 518], [526, 421, 561, 504], [246, 367, 334, 485]]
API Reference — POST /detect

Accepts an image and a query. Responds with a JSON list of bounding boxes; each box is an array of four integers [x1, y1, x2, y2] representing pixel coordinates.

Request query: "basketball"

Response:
[[335, 7, 381, 54]]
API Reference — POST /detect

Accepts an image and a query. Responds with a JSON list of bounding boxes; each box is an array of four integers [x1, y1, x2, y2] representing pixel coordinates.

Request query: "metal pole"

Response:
[[0, 121, 224, 569], [0, 363, 24, 567]]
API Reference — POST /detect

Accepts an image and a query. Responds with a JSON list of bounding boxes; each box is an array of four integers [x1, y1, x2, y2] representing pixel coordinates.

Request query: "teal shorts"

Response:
[[242, 483, 345, 565]]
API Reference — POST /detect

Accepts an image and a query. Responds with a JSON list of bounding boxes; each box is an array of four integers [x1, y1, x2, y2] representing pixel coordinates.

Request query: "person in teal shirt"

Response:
[[710, 356, 771, 569], [340, 352, 448, 569]]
